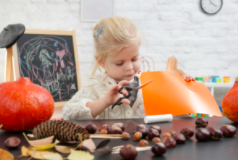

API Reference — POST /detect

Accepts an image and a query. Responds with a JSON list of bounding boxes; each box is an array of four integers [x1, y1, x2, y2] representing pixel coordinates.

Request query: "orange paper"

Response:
[[140, 71, 222, 117]]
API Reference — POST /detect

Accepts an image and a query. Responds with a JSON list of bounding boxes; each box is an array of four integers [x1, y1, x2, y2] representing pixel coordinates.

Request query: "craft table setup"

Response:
[[0, 117, 237, 160]]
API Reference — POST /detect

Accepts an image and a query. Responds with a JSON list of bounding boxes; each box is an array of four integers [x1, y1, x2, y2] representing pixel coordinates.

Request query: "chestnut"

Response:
[[139, 139, 149, 147], [162, 137, 176, 148], [207, 127, 223, 140], [172, 133, 186, 144], [152, 137, 161, 144], [150, 125, 161, 134], [122, 132, 130, 140], [195, 128, 210, 142], [85, 124, 97, 134], [151, 142, 166, 156], [195, 118, 208, 127], [120, 144, 138, 160], [180, 127, 194, 139], [133, 131, 142, 141], [147, 128, 160, 140], [112, 123, 125, 132], [4, 136, 21, 149], [112, 126, 123, 134], [99, 124, 109, 132], [134, 127, 148, 139], [107, 126, 115, 134], [136, 124, 146, 130], [220, 125, 236, 137]]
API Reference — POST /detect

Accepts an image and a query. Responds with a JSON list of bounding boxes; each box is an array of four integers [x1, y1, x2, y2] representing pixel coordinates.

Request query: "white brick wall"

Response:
[[0, 0, 237, 107]]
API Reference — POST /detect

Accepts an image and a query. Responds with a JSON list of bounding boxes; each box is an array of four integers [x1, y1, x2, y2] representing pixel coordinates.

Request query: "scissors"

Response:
[[111, 79, 153, 109]]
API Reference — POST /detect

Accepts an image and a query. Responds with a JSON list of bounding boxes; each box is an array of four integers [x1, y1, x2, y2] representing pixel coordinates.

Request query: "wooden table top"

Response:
[[0, 117, 237, 160]]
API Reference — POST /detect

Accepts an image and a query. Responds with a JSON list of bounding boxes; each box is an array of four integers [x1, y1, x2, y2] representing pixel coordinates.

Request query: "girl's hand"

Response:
[[104, 80, 130, 106], [182, 74, 195, 82]]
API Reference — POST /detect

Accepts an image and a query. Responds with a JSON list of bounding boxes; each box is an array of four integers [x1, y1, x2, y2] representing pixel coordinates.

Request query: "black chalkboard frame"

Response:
[[10, 29, 81, 108]]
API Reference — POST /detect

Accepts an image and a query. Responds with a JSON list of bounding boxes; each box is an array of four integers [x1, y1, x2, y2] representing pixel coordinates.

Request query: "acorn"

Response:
[[152, 137, 161, 144], [100, 129, 108, 134], [133, 132, 142, 141], [162, 132, 171, 138], [99, 124, 109, 132], [139, 139, 149, 147], [122, 132, 130, 140], [4, 136, 21, 149], [120, 144, 138, 160]]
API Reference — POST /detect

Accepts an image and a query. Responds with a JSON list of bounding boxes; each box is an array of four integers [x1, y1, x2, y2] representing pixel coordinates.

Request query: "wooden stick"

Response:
[[112, 146, 151, 154], [90, 134, 122, 139]]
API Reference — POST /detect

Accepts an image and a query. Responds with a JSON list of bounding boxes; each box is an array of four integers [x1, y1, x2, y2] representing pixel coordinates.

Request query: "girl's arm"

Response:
[[87, 80, 130, 118], [166, 56, 194, 81]]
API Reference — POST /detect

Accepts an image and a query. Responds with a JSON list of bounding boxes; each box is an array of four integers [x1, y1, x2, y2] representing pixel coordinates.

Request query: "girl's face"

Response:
[[103, 43, 141, 82]]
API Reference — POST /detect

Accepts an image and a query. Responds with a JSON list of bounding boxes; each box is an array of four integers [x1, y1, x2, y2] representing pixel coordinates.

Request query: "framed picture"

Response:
[[7, 29, 81, 108], [81, 0, 114, 22]]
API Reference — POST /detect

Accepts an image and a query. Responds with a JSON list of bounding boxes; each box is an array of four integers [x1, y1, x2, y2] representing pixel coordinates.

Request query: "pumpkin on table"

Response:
[[0, 77, 54, 131]]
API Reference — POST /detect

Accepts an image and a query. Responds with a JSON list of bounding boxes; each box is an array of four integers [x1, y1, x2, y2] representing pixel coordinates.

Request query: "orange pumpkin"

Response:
[[222, 76, 238, 122], [0, 77, 54, 131]]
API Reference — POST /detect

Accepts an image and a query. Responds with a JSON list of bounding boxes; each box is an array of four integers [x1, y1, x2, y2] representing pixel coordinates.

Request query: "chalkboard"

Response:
[[11, 29, 81, 107]]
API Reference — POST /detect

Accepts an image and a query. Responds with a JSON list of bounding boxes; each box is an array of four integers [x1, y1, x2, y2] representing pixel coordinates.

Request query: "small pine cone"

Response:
[[33, 120, 89, 142]]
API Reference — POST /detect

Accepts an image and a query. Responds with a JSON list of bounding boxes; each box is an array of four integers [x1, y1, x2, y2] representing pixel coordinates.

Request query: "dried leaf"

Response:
[[96, 139, 110, 149], [21, 146, 32, 156], [0, 148, 14, 160], [82, 139, 96, 152], [67, 149, 94, 160], [55, 140, 75, 154], [28, 150, 63, 160], [23, 132, 54, 146], [30, 143, 56, 150]]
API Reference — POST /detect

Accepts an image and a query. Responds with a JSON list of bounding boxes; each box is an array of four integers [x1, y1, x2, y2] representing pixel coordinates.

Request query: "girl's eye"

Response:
[[116, 63, 123, 66], [132, 58, 138, 62]]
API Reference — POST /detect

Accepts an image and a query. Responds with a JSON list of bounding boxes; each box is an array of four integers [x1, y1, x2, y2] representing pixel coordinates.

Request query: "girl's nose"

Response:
[[125, 62, 133, 70]]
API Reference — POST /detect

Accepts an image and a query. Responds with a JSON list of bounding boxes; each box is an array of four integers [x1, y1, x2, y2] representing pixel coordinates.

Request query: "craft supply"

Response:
[[211, 76, 219, 83], [144, 114, 173, 124], [90, 134, 122, 139], [216, 78, 222, 83], [223, 76, 230, 83]]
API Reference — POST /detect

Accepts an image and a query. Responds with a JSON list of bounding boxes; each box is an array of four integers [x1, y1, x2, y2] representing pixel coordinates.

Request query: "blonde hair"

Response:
[[91, 16, 142, 76]]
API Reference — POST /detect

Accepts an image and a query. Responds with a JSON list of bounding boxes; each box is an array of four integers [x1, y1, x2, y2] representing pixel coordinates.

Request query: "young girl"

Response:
[[63, 16, 193, 120]]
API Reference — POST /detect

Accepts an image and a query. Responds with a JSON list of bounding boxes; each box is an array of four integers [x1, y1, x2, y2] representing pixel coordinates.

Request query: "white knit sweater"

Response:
[[63, 73, 145, 120]]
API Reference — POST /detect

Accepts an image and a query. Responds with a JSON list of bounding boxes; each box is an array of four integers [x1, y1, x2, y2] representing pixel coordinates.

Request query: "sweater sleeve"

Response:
[[62, 85, 99, 120]]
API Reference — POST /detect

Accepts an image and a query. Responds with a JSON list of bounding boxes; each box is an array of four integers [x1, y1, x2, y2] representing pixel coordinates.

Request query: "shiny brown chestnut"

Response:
[[162, 137, 176, 148], [195, 128, 210, 142], [195, 118, 208, 127], [150, 125, 161, 134], [220, 125, 236, 137], [136, 124, 147, 130], [85, 124, 97, 134], [107, 126, 115, 134], [112, 123, 125, 132], [120, 144, 138, 160], [207, 127, 223, 140], [147, 128, 160, 140], [172, 133, 186, 144], [4, 136, 21, 149], [151, 142, 167, 156], [180, 127, 194, 139], [112, 126, 123, 134]]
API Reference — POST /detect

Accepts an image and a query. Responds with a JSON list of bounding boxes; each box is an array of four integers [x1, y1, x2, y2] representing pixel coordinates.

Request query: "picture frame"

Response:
[[81, 0, 114, 22], [6, 29, 81, 108]]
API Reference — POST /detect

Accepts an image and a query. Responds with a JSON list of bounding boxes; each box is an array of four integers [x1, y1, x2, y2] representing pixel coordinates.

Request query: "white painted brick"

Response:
[[157, 0, 174, 4], [66, 0, 80, 3], [47, 0, 65, 3], [31, 0, 46, 2]]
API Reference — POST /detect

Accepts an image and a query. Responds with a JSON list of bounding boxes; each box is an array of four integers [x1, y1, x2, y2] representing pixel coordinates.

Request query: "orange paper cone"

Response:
[[140, 71, 222, 117]]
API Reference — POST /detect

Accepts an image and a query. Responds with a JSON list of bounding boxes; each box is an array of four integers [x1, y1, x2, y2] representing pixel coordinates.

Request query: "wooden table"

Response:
[[0, 117, 237, 160]]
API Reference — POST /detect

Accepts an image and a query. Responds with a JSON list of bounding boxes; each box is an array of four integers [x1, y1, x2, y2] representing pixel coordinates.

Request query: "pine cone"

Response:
[[33, 120, 89, 142]]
